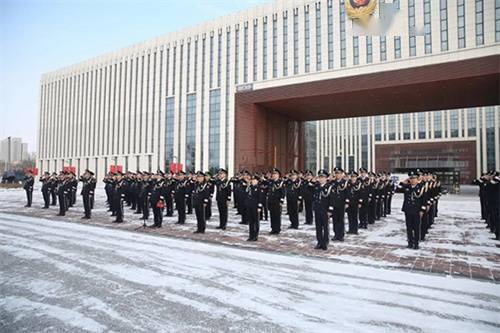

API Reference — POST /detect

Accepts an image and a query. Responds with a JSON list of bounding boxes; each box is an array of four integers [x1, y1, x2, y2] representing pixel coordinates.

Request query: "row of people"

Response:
[[22, 167, 442, 250], [473, 171, 500, 240]]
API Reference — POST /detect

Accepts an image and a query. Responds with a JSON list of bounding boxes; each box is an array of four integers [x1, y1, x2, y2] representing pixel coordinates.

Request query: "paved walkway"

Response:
[[1, 187, 499, 282]]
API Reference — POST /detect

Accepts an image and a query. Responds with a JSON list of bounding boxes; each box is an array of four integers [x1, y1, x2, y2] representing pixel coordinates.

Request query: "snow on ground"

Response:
[[1, 185, 499, 281], [1, 212, 500, 333]]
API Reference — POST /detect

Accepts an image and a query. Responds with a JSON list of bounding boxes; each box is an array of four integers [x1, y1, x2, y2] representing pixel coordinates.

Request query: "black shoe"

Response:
[[413, 244, 419, 250], [57, 213, 65, 216], [407, 244, 413, 249], [246, 237, 253, 241], [81, 216, 90, 219], [314, 244, 321, 249], [113, 220, 123, 223], [216, 226, 223, 229], [42, 206, 48, 209], [321, 245, 328, 250], [148, 225, 157, 228]]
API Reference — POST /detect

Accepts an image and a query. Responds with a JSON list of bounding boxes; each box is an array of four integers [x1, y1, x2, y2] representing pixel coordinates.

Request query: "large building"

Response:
[[37, 0, 499, 182]]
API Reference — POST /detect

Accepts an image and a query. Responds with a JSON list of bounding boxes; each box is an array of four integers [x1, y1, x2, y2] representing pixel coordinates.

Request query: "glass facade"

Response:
[[165, 97, 175, 166], [424, 0, 432, 54], [476, 0, 484, 46], [209, 89, 221, 170], [304, 7, 311, 73], [185, 94, 196, 171], [315, 4, 322, 72], [340, 0, 346, 67], [440, 0, 449, 51], [458, 0, 466, 49]]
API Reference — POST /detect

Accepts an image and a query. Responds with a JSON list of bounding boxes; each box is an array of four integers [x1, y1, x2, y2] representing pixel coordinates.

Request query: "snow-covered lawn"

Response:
[[1, 212, 499, 333]]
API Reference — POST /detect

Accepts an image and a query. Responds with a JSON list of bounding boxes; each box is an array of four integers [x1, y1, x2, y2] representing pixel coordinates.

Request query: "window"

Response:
[[403, 114, 411, 140], [340, 0, 347, 67], [361, 118, 369, 168], [496, 0, 500, 42], [304, 6, 311, 73], [253, 21, 258, 81], [217, 33, 222, 87], [201, 38, 206, 165], [353, 37, 359, 65], [327, 1, 334, 69], [294, 10, 299, 74], [468, 108, 477, 136], [418, 113, 426, 139], [209, 89, 221, 170], [226, 31, 231, 169], [366, 37, 373, 63], [374, 116, 382, 141], [486, 108, 496, 170], [209, 35, 214, 88], [194, 40, 198, 91], [263, 18, 268, 80], [185, 94, 196, 171], [388, 115, 396, 140], [304, 122, 317, 171], [457, 0, 466, 49], [476, 0, 484, 45], [235, 27, 240, 85], [424, 0, 432, 54], [244, 24, 249, 83], [450, 110, 459, 137], [165, 97, 175, 165], [440, 0, 449, 51], [394, 0, 401, 59], [434, 112, 442, 138], [408, 0, 416, 56], [283, 12, 289, 76], [380, 36, 387, 61], [272, 16, 278, 78], [315, 4, 322, 71]]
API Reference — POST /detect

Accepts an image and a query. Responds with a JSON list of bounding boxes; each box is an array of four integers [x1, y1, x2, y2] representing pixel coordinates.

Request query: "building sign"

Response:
[[346, 0, 377, 25], [236, 83, 253, 92]]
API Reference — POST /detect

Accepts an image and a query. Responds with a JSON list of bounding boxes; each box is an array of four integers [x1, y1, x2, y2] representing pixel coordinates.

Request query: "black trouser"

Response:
[[332, 207, 345, 240], [359, 203, 368, 228], [51, 190, 57, 205], [269, 202, 281, 233], [205, 199, 212, 220], [42, 190, 50, 208], [368, 200, 376, 224], [405, 212, 421, 247], [259, 199, 268, 221], [142, 196, 150, 220], [314, 205, 329, 249], [165, 196, 173, 216], [83, 194, 92, 218], [176, 198, 186, 224], [153, 206, 163, 227], [25, 189, 33, 207], [287, 198, 299, 228], [304, 198, 313, 224], [421, 210, 429, 240], [247, 205, 259, 240], [195, 204, 206, 232], [385, 196, 392, 215], [58, 193, 66, 215], [135, 193, 142, 214], [115, 197, 124, 222], [186, 195, 193, 214], [217, 200, 228, 229], [347, 205, 358, 234]]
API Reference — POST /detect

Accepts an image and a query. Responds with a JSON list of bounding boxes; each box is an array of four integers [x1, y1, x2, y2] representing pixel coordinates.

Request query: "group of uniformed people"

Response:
[[473, 171, 500, 240], [26, 166, 500, 250]]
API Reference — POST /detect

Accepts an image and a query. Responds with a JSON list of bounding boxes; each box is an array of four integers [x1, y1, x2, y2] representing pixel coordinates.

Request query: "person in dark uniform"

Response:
[[346, 171, 361, 235], [268, 168, 285, 235], [69, 171, 78, 207], [302, 170, 315, 225], [174, 171, 188, 224], [473, 173, 488, 221], [396, 171, 426, 250], [330, 168, 349, 241], [23, 170, 34, 207], [150, 173, 165, 228], [49, 172, 58, 206], [313, 169, 333, 250], [140, 172, 154, 221], [286, 169, 302, 229], [103, 172, 115, 211], [57, 172, 69, 216], [113, 172, 128, 223], [215, 168, 232, 230], [193, 171, 211, 233], [186, 172, 195, 215], [485, 171, 500, 240], [385, 173, 394, 215], [245, 174, 261, 241], [259, 172, 270, 221], [237, 171, 251, 225], [40, 172, 51, 209], [358, 168, 369, 229], [80, 169, 96, 219], [204, 172, 214, 221], [164, 172, 175, 217]]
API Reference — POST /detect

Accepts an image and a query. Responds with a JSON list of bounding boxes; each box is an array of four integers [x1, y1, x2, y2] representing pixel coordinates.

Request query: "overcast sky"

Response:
[[0, 0, 268, 153]]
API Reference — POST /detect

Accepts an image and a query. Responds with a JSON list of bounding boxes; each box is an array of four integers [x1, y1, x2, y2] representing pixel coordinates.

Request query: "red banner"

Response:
[[169, 163, 183, 173], [109, 165, 123, 173], [63, 166, 76, 174], [27, 167, 39, 176]]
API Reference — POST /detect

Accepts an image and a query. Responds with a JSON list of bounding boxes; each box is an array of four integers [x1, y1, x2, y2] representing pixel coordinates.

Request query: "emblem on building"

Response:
[[345, 0, 377, 25]]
